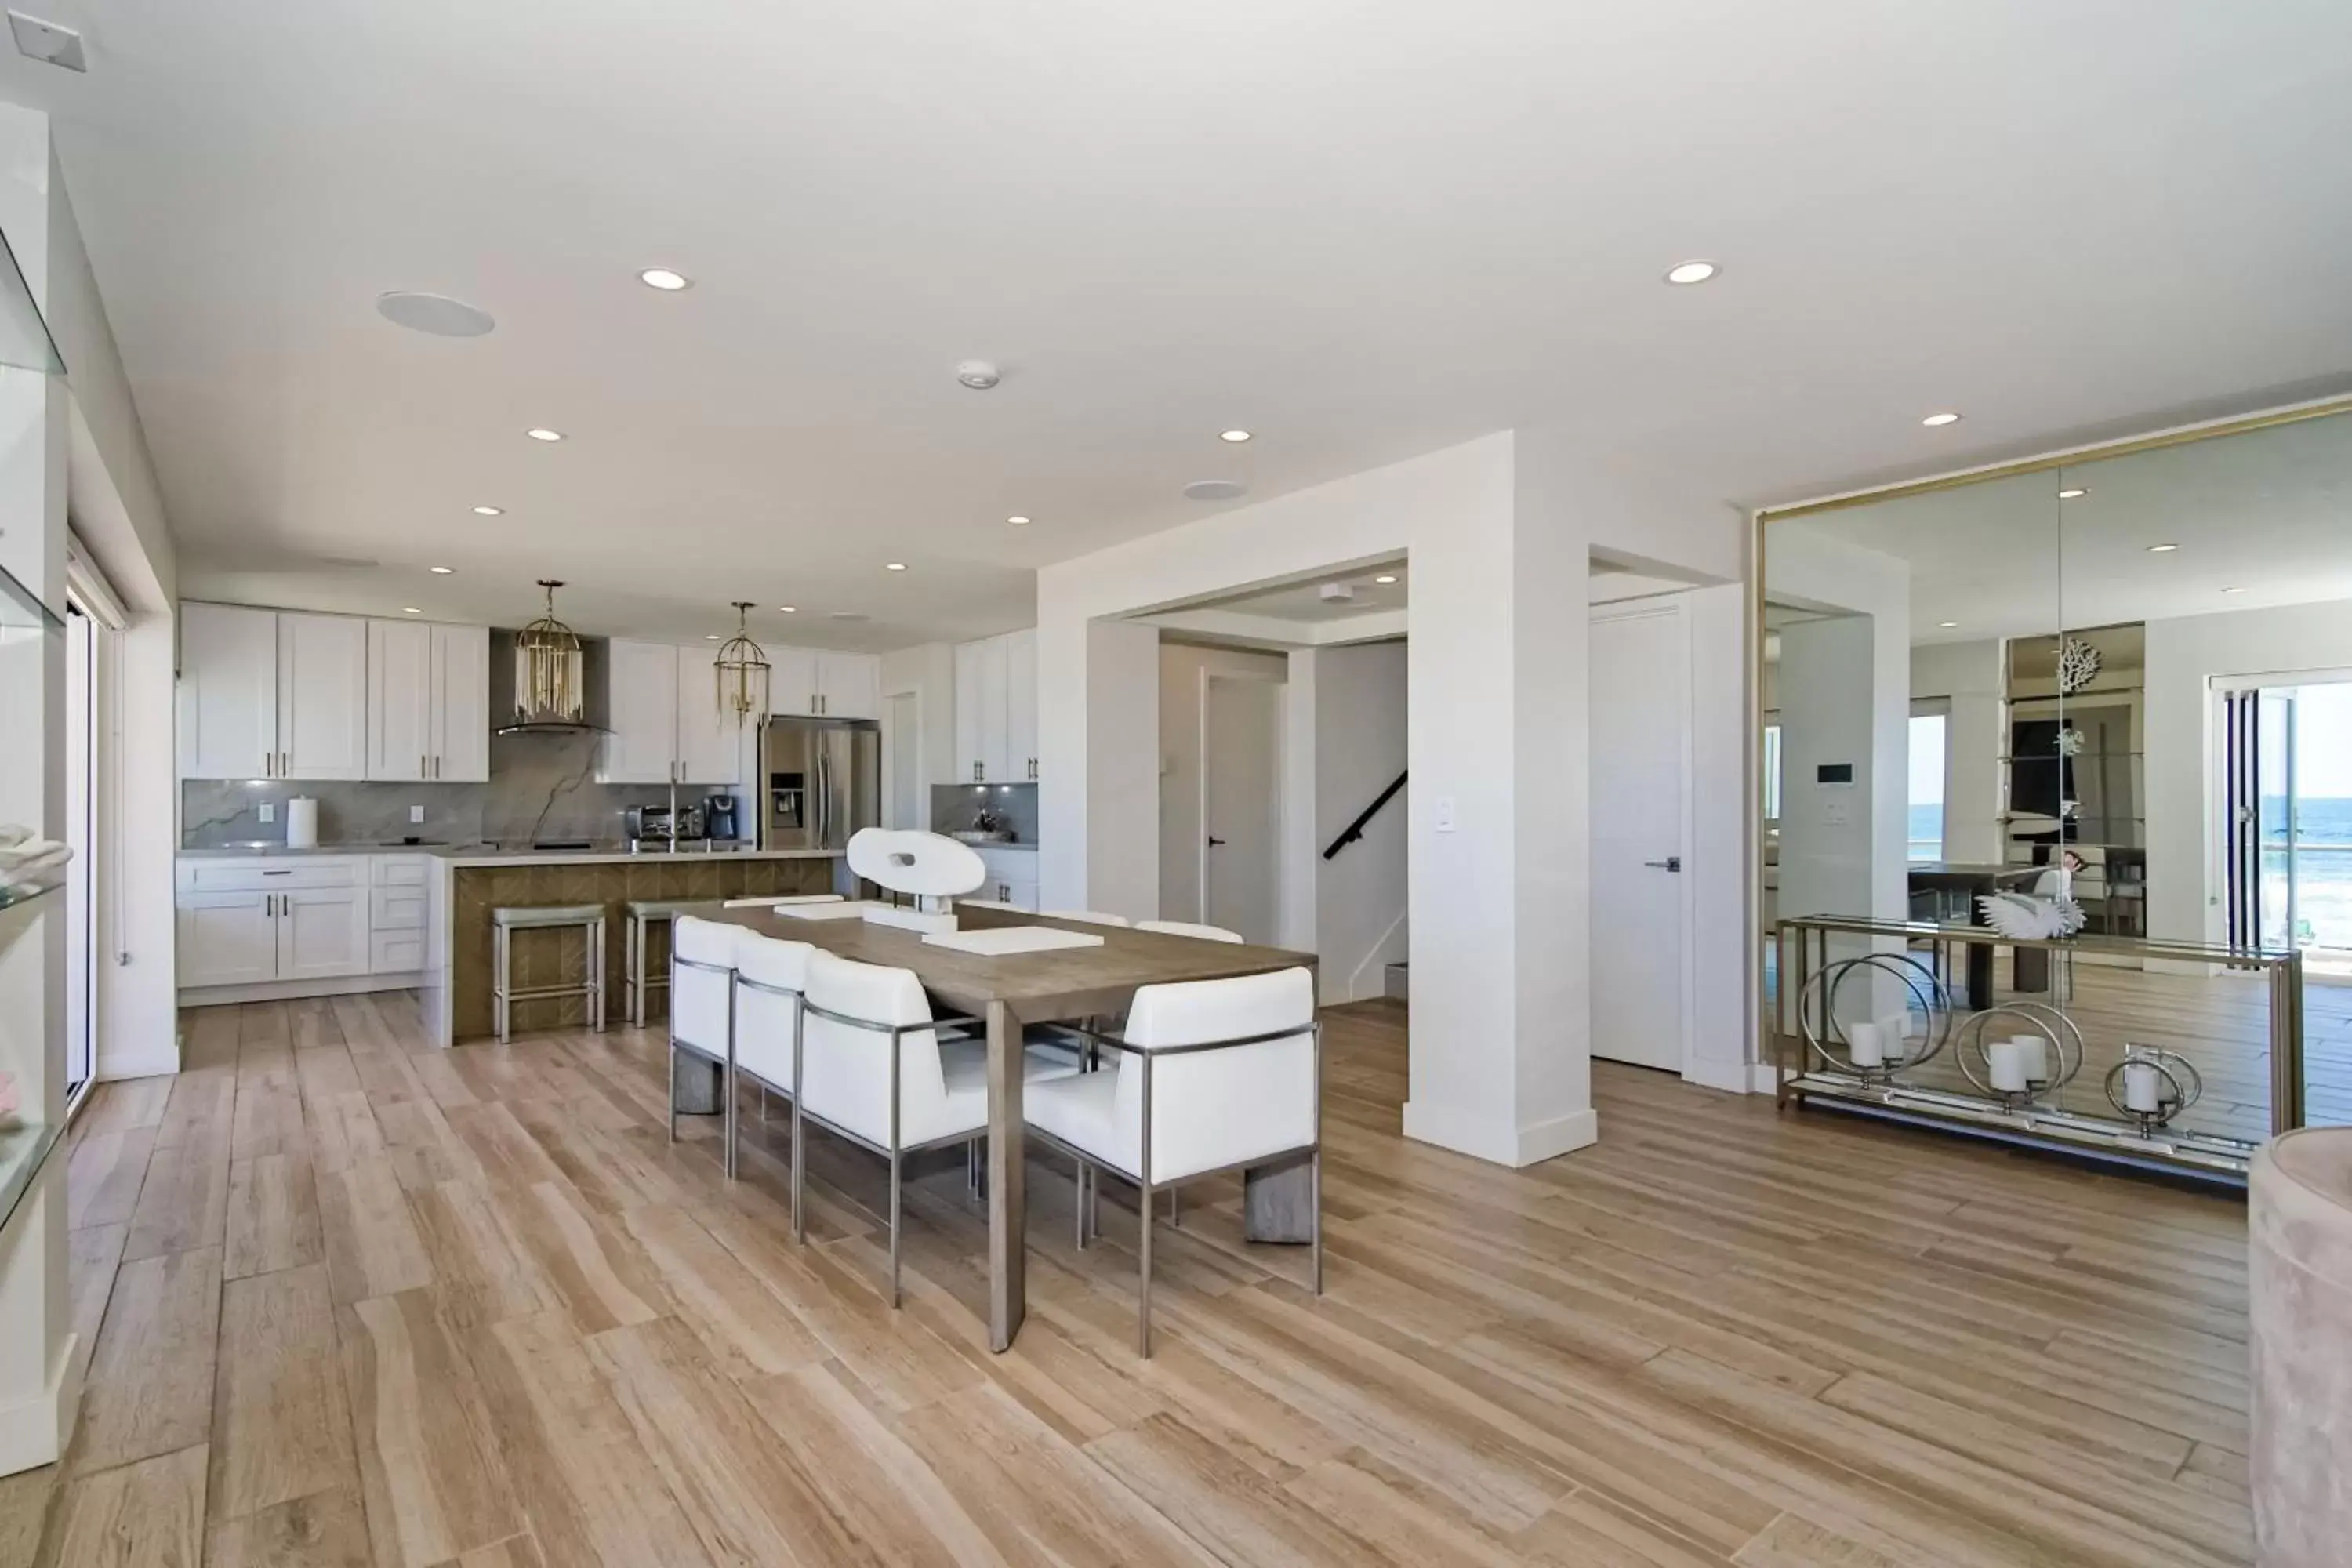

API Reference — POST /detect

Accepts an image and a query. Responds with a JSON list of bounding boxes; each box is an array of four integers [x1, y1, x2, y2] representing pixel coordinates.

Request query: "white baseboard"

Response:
[[1402, 1100, 1599, 1167], [97, 1047, 182, 1082], [1683, 1057, 1779, 1095], [0, 1334, 80, 1478], [179, 971, 421, 1007]]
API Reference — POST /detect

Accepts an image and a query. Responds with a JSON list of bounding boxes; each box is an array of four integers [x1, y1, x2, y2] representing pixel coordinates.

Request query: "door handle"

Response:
[[1644, 856, 1683, 872], [1207, 836, 1227, 848]]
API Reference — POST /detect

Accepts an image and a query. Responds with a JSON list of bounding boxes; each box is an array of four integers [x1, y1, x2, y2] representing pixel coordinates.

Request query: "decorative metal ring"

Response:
[[1798, 951, 1951, 1076], [2103, 1048, 2204, 1125], [1952, 1004, 2084, 1100]]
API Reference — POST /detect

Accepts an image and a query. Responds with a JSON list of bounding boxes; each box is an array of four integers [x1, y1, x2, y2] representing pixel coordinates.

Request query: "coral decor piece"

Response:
[[2056, 635, 2102, 695], [1976, 889, 2087, 941]]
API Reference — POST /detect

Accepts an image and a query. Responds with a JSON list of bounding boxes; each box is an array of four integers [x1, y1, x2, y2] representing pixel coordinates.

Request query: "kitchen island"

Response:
[[422, 846, 848, 1045]]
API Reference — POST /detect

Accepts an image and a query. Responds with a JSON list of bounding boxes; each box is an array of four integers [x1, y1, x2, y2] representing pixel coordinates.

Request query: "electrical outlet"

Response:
[[410, 804, 426, 824], [257, 801, 274, 823]]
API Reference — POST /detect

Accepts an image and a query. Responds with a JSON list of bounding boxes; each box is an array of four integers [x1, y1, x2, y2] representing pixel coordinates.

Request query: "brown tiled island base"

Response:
[[450, 856, 841, 1040]]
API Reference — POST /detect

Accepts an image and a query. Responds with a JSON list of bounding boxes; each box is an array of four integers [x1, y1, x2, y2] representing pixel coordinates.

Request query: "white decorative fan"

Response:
[[2056, 636, 2101, 695], [1976, 890, 2086, 942]]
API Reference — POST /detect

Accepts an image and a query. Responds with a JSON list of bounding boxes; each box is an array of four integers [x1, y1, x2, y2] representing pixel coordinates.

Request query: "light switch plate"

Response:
[[1434, 795, 1457, 833], [410, 804, 426, 823], [257, 802, 274, 823]]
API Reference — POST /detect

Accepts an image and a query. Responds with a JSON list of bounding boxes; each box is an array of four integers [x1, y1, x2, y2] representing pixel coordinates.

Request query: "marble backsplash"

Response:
[[931, 782, 1040, 844], [182, 730, 703, 848]]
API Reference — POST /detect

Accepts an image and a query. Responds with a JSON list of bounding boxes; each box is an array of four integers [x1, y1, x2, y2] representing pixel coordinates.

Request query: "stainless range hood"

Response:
[[489, 629, 612, 735]]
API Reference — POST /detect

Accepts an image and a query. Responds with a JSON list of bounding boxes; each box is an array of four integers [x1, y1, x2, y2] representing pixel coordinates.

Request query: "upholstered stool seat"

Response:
[[490, 903, 606, 1042], [2252, 1127, 2352, 1565]]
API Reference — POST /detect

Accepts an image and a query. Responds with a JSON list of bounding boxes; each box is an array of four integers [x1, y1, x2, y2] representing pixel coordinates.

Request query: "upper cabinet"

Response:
[[770, 647, 881, 720], [953, 629, 1037, 783], [368, 619, 489, 782], [181, 602, 489, 782], [601, 638, 746, 786], [180, 604, 368, 781]]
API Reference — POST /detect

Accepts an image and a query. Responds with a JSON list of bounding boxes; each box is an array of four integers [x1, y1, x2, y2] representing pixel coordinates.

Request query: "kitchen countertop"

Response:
[[180, 842, 845, 866]]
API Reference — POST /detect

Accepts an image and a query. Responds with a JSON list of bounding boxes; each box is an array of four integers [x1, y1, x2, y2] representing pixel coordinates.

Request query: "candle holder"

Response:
[[2102, 1042, 2202, 1135], [1798, 952, 1951, 1083], [1953, 1004, 2083, 1111]]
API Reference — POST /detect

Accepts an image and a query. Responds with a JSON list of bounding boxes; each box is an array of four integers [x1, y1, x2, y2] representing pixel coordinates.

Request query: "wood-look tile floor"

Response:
[[2, 993, 2254, 1566]]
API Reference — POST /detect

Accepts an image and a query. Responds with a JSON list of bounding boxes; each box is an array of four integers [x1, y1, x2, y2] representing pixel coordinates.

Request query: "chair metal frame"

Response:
[[492, 911, 605, 1044], [789, 993, 986, 1308], [1025, 1018, 1323, 1356]]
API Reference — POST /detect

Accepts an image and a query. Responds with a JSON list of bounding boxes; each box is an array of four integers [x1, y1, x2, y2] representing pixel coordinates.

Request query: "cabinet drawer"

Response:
[[371, 856, 431, 887], [372, 929, 426, 974], [177, 857, 364, 892], [371, 887, 427, 931]]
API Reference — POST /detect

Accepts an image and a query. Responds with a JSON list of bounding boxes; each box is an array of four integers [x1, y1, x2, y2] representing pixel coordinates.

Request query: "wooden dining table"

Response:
[[671, 899, 1318, 1352]]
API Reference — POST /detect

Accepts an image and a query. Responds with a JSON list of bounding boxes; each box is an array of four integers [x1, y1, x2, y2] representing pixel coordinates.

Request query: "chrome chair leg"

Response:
[[887, 1149, 903, 1309], [1311, 1149, 1323, 1295], [1074, 1157, 1087, 1250], [1137, 1179, 1155, 1358], [1169, 1188, 1181, 1228]]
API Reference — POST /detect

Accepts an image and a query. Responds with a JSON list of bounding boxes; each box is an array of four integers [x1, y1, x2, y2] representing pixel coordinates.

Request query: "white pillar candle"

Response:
[[1846, 1021, 1884, 1069], [1880, 1014, 1911, 1065], [2012, 1035, 2049, 1085], [2124, 1059, 2162, 1113], [1987, 1039, 2028, 1094]]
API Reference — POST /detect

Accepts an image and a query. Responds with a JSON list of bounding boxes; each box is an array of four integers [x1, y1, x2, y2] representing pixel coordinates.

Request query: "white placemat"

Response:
[[923, 925, 1108, 955], [772, 900, 886, 921]]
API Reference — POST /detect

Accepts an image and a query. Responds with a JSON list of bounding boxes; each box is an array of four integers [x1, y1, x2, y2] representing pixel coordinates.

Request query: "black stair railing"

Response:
[[1323, 770, 1406, 860]]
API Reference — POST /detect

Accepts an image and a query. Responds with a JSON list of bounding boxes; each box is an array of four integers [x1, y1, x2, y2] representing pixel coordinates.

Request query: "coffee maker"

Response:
[[703, 793, 741, 843]]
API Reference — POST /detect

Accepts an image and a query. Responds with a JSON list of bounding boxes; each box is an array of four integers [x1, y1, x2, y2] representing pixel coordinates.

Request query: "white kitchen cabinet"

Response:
[[974, 848, 1037, 910], [816, 652, 880, 720], [178, 602, 279, 779], [431, 623, 491, 782], [601, 639, 685, 783], [176, 890, 280, 987], [676, 644, 746, 785], [1004, 629, 1037, 781], [953, 637, 1011, 782], [277, 612, 371, 780], [369, 619, 492, 782], [277, 886, 372, 981], [769, 647, 819, 717]]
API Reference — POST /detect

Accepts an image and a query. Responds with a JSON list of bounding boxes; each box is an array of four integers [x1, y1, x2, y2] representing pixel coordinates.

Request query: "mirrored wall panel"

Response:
[[1759, 404, 2352, 1172]]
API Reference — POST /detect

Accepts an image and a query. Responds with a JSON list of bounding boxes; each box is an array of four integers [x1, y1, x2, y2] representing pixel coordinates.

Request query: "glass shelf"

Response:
[[0, 558, 61, 634], [0, 226, 63, 376], [0, 1121, 64, 1238], [0, 880, 60, 916]]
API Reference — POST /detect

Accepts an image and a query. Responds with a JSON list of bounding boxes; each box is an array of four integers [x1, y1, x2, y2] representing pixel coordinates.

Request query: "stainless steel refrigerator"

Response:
[[760, 717, 880, 851]]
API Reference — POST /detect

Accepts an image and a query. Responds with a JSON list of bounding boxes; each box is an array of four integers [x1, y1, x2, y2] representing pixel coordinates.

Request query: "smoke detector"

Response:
[[956, 359, 1001, 390], [1318, 583, 1356, 604], [8, 12, 85, 71]]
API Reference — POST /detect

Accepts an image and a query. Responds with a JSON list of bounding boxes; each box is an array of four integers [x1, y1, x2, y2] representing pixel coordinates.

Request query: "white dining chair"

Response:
[[723, 893, 844, 909], [1043, 909, 1133, 927], [796, 949, 1077, 1307], [1135, 920, 1245, 942], [1022, 965, 1320, 1356], [728, 927, 813, 1192], [668, 916, 740, 1145]]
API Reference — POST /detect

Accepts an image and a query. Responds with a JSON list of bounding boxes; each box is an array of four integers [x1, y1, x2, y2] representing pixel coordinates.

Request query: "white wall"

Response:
[[1910, 638, 2005, 865], [879, 642, 957, 803], [1686, 582, 1759, 1092], [1313, 640, 1408, 1003], [1157, 641, 1287, 924], [2144, 599, 2352, 947], [1038, 430, 1746, 1167]]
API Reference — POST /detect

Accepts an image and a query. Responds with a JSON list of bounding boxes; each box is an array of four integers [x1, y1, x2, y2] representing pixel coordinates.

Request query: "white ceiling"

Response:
[[12, 0, 2352, 648], [1780, 409, 2352, 642]]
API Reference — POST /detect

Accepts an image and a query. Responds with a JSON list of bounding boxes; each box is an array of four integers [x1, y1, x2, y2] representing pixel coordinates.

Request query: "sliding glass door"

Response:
[[2225, 677, 2352, 968]]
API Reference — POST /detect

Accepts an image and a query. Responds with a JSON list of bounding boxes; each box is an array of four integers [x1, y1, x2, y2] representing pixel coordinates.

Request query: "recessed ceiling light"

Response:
[[430, 566, 454, 575], [1006, 515, 1030, 526], [638, 268, 691, 291], [2147, 543, 2180, 553], [885, 562, 907, 572], [1664, 260, 1718, 285], [1219, 430, 1252, 443], [526, 428, 564, 442], [1939, 621, 1958, 628], [1920, 412, 1962, 427], [777, 605, 797, 612], [472, 505, 503, 516], [1374, 575, 1398, 584], [2223, 586, 2248, 594], [401, 607, 421, 615], [2057, 488, 2087, 499], [704, 633, 720, 640]]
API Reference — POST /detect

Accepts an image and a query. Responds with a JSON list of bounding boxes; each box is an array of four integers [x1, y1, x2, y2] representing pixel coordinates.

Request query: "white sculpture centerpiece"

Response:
[[848, 827, 986, 937]]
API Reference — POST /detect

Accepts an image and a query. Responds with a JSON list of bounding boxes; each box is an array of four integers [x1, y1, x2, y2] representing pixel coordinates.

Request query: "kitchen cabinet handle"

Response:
[[420, 753, 426, 778]]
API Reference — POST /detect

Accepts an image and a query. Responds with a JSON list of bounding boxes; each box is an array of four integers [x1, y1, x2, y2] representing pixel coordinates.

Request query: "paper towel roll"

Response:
[[286, 797, 319, 850]]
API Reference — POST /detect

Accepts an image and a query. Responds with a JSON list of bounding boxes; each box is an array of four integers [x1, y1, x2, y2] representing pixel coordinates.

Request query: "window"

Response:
[[1762, 723, 1783, 822], [1908, 708, 1947, 862]]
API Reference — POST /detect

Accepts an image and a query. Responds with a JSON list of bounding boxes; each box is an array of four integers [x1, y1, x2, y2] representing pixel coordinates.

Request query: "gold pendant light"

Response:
[[515, 579, 585, 724], [713, 601, 770, 725]]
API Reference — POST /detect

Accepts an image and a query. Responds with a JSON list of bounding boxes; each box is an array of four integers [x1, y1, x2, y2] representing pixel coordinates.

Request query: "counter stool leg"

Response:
[[622, 916, 636, 1028], [592, 919, 607, 1033], [494, 924, 510, 1044]]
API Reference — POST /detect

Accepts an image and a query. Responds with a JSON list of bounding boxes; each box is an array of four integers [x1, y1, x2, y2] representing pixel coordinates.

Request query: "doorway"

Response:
[[1589, 603, 1690, 1073], [1202, 673, 1280, 943], [885, 690, 921, 830], [2223, 675, 2352, 974]]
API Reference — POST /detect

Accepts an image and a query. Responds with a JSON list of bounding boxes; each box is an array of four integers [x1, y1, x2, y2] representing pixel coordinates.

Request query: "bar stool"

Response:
[[622, 898, 699, 1026], [491, 903, 607, 1043]]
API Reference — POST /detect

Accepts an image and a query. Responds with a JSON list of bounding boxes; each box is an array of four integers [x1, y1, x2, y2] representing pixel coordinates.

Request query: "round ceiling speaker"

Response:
[[376, 291, 497, 337], [1183, 479, 1247, 503]]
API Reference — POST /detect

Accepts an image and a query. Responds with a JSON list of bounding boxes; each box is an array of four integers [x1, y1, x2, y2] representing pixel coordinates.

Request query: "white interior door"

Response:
[[1590, 604, 1689, 1073], [1202, 673, 1280, 943]]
